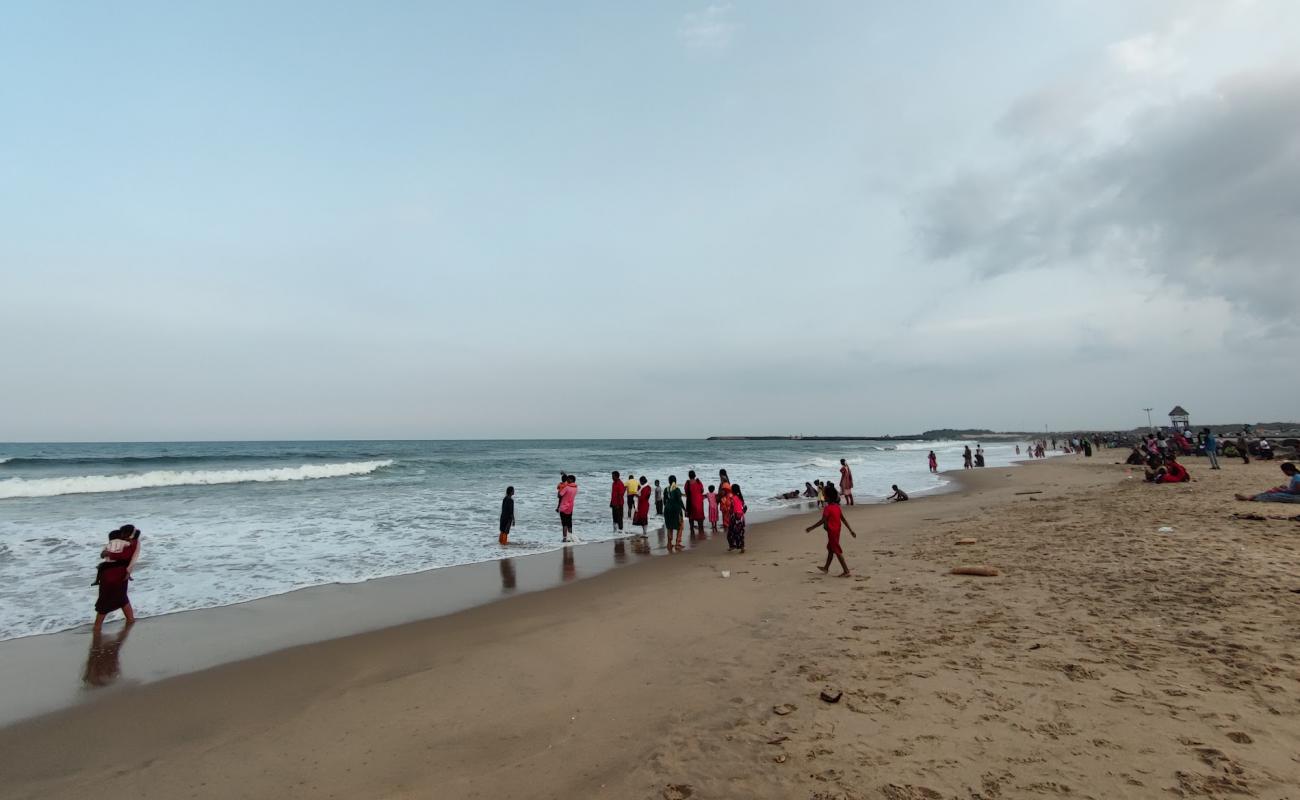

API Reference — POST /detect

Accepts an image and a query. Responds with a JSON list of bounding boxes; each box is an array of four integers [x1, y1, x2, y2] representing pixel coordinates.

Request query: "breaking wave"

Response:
[[0, 460, 395, 500]]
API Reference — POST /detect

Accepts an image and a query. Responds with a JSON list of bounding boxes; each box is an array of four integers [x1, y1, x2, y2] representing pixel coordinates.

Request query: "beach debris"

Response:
[[950, 566, 1000, 577], [1157, 526, 1175, 533], [662, 784, 695, 800], [773, 703, 798, 716], [766, 735, 789, 745], [1028, 643, 1042, 650], [773, 754, 788, 764], [720, 570, 731, 578], [1014, 490, 1042, 495], [955, 538, 978, 545], [819, 688, 843, 704]]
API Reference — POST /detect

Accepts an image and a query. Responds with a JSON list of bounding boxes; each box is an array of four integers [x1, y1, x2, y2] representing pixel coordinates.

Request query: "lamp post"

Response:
[[1143, 407, 1153, 430]]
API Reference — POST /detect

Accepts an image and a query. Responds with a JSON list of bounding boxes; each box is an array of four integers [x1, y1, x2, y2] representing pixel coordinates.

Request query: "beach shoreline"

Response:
[[0, 463, 978, 727], [5, 454, 1295, 799]]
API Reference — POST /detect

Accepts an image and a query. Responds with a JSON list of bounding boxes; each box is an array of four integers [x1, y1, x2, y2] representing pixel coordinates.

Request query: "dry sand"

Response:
[[1, 456, 1297, 799]]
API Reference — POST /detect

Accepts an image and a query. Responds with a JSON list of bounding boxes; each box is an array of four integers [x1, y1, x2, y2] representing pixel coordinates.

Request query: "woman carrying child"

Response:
[[93, 525, 141, 632]]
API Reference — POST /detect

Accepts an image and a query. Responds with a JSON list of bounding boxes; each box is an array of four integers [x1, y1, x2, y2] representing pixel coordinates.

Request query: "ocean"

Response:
[[0, 438, 1032, 640]]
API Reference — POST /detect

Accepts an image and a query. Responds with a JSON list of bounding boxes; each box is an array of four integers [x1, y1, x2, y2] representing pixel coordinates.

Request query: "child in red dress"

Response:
[[805, 484, 856, 576]]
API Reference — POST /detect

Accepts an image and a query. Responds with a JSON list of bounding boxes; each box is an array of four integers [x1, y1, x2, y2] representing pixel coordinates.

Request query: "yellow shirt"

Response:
[[625, 478, 639, 495]]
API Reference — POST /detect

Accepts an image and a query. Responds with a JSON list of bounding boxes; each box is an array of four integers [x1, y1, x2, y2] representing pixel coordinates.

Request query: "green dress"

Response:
[[664, 485, 685, 528]]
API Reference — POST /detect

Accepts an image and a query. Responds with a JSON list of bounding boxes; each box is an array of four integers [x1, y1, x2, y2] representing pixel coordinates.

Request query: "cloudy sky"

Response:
[[3, 1, 1298, 440]]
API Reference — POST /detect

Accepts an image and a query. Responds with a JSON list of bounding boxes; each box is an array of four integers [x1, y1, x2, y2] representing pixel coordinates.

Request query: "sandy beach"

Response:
[[2, 455, 1297, 799]]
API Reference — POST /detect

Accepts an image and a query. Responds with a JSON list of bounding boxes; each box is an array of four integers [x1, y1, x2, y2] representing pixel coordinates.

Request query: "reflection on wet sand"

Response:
[[82, 624, 132, 689], [499, 558, 517, 593], [613, 540, 627, 564], [562, 546, 576, 582]]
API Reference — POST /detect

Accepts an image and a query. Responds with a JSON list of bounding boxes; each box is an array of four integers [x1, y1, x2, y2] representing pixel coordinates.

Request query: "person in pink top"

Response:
[[557, 474, 578, 542], [706, 485, 719, 534], [839, 458, 855, 505]]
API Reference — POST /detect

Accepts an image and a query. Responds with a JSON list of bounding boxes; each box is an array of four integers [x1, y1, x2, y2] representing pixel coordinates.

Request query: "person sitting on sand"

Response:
[[1235, 461, 1300, 503], [805, 484, 856, 577], [1125, 445, 1147, 466], [1155, 457, 1190, 483], [886, 484, 909, 502]]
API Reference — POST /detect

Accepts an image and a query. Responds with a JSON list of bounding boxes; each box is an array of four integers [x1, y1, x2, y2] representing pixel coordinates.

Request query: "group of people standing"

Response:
[[497, 469, 750, 552]]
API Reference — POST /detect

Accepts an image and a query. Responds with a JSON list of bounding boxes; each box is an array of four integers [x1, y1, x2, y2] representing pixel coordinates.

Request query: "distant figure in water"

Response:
[[839, 458, 855, 506], [93, 525, 140, 632], [806, 484, 856, 577], [653, 480, 663, 516], [803, 482, 817, 498], [928, 451, 938, 473], [499, 486, 516, 545], [634, 476, 652, 534], [609, 471, 625, 533], [686, 470, 706, 535], [963, 446, 973, 469], [706, 485, 720, 533], [975, 446, 986, 468], [557, 474, 578, 542], [1015, 445, 1020, 455], [887, 485, 909, 502], [625, 473, 639, 518], [664, 475, 686, 549]]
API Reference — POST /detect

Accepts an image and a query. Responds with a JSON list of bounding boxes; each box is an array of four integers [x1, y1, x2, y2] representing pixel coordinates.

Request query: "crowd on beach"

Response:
[[87, 437, 1299, 634]]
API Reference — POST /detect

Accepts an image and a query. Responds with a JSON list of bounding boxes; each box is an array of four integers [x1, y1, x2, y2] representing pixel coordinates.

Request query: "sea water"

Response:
[[0, 439, 1031, 639]]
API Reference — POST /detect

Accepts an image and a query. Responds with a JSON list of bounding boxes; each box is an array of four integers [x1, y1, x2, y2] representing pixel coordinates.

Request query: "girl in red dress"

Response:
[[633, 476, 652, 534], [805, 485, 856, 576]]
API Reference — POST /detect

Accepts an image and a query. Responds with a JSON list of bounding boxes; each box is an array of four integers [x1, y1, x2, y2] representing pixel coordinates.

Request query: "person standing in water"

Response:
[[93, 525, 141, 632], [557, 474, 578, 542], [839, 458, 855, 506], [806, 484, 856, 577], [726, 484, 747, 553], [633, 476, 652, 534], [706, 484, 719, 533], [610, 471, 626, 533], [928, 450, 938, 473], [963, 446, 973, 469], [663, 475, 686, 549], [499, 487, 516, 545], [624, 472, 639, 518], [685, 470, 706, 536]]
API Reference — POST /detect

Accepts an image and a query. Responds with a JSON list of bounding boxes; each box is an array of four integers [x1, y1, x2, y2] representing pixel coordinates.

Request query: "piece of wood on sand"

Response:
[[955, 538, 978, 545], [951, 565, 1000, 577]]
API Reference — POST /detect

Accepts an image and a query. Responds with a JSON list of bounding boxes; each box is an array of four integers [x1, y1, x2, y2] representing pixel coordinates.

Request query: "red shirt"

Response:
[[611, 479, 626, 506], [822, 503, 843, 535]]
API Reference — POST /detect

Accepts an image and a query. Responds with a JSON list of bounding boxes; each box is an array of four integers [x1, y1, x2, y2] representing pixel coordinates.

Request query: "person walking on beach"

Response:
[[610, 471, 626, 532], [625, 473, 639, 518], [928, 450, 938, 473], [499, 487, 516, 545], [557, 475, 578, 542], [93, 525, 140, 632], [664, 475, 686, 549], [634, 476, 652, 534], [806, 484, 856, 577], [685, 470, 705, 535], [839, 458, 855, 506], [1203, 430, 1220, 470], [1236, 432, 1251, 464], [726, 484, 747, 553], [963, 446, 973, 469]]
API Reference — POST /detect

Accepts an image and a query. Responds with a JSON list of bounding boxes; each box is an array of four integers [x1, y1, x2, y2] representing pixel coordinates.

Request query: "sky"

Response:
[[2, 1, 1298, 440]]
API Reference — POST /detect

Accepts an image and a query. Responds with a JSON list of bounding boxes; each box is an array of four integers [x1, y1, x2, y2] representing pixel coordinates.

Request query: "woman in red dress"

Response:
[[633, 476, 652, 534]]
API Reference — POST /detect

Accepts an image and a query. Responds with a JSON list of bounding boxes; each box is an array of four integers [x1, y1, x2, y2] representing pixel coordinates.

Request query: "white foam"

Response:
[[802, 456, 865, 469], [0, 460, 394, 500]]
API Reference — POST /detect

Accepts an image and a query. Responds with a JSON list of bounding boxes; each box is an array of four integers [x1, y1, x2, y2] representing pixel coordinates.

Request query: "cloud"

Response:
[[678, 4, 735, 51], [916, 69, 1300, 322]]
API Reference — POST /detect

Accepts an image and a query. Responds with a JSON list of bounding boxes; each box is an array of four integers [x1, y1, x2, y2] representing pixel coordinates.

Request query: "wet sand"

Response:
[[2, 456, 1297, 799]]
